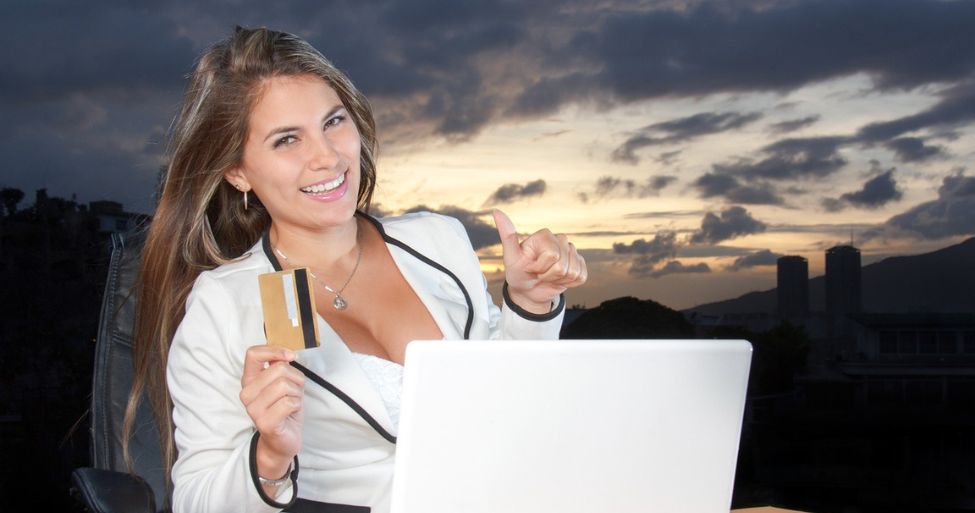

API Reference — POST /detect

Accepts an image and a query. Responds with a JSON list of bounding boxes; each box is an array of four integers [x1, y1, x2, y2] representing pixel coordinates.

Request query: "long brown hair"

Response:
[[125, 26, 379, 484]]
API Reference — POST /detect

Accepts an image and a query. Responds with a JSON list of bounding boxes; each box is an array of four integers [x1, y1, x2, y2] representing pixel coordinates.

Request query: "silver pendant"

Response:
[[333, 296, 348, 310]]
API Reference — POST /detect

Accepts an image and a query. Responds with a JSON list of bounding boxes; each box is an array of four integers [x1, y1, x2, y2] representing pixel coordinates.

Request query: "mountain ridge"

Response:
[[682, 237, 975, 316]]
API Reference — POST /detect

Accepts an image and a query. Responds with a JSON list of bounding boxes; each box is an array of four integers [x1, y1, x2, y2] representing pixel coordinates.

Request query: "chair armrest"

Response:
[[71, 467, 157, 513]]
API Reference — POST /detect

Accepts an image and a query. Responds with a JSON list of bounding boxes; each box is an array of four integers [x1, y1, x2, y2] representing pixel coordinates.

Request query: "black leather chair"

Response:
[[70, 231, 168, 513]]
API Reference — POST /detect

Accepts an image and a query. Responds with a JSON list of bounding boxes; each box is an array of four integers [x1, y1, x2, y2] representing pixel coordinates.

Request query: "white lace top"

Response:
[[351, 353, 404, 433]]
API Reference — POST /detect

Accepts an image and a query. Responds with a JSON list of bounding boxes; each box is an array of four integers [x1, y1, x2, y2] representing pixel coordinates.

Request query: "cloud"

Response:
[[713, 136, 851, 181], [689, 206, 767, 245], [879, 171, 975, 240], [727, 249, 783, 272], [611, 111, 762, 164], [768, 115, 820, 134], [484, 179, 546, 205], [568, 0, 975, 102], [593, 175, 677, 200], [612, 231, 679, 264], [855, 81, 975, 144], [648, 260, 711, 279], [691, 173, 783, 205], [822, 165, 903, 212], [403, 204, 499, 250], [884, 137, 943, 162]]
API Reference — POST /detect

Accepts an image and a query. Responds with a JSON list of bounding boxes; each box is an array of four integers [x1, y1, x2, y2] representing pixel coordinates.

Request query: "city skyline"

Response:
[[2, 0, 974, 310]]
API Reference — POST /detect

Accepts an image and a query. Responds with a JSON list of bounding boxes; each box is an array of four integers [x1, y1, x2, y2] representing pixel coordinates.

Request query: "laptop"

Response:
[[390, 339, 753, 513]]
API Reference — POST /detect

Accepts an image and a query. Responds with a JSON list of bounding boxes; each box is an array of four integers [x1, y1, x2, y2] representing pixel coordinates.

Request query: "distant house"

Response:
[[89, 200, 149, 234]]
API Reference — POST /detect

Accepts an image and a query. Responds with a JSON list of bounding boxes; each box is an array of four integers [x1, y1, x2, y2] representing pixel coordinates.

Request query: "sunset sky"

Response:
[[2, 0, 974, 310]]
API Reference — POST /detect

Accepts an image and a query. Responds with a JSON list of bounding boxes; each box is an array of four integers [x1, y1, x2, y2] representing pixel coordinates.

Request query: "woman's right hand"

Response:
[[239, 345, 305, 484]]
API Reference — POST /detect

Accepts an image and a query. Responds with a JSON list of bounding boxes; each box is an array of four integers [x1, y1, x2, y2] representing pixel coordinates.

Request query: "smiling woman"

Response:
[[128, 27, 586, 513]]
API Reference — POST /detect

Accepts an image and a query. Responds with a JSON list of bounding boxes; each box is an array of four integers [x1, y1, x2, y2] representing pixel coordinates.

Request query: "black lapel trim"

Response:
[[290, 361, 397, 444], [359, 212, 475, 339], [262, 224, 283, 271]]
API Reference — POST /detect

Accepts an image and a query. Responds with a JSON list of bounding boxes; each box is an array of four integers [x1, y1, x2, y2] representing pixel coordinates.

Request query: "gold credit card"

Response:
[[258, 268, 321, 351]]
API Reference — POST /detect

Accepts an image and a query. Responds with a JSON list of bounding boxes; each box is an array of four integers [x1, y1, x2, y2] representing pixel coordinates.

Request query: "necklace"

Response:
[[270, 220, 363, 311]]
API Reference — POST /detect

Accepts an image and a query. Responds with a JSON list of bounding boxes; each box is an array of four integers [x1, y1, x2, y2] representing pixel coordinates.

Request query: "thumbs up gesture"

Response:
[[493, 209, 587, 315]]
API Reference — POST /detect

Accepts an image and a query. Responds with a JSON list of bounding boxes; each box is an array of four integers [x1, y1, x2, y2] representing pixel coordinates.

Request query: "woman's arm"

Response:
[[168, 273, 301, 513]]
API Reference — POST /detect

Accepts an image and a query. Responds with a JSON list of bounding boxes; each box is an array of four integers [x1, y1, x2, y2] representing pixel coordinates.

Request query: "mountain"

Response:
[[683, 236, 975, 316]]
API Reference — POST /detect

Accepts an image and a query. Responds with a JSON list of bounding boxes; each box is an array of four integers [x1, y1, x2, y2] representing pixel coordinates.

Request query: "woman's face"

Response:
[[228, 74, 361, 235]]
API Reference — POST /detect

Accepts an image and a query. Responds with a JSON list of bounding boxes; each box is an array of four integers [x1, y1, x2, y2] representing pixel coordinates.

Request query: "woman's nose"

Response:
[[308, 134, 340, 170]]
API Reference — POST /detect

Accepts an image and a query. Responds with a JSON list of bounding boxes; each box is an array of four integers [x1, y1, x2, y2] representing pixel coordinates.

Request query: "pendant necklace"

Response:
[[270, 220, 363, 311]]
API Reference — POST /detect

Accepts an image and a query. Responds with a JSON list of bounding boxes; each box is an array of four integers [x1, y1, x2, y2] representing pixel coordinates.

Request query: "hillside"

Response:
[[683, 237, 975, 316]]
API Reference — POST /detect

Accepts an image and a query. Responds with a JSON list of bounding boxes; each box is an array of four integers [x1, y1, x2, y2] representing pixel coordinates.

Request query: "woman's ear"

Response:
[[223, 168, 250, 191]]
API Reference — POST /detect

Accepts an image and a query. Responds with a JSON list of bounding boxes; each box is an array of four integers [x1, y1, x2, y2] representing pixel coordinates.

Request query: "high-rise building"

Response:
[[826, 245, 862, 315], [777, 255, 809, 320]]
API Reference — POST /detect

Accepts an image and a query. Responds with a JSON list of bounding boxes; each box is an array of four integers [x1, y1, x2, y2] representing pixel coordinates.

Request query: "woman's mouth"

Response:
[[300, 173, 345, 194]]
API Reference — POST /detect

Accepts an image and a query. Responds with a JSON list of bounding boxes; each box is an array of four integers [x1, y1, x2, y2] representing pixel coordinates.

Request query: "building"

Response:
[[777, 255, 809, 321], [825, 245, 861, 316]]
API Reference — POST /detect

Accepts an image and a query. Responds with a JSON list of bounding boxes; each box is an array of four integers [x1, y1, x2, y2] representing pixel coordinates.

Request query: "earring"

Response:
[[233, 182, 247, 210]]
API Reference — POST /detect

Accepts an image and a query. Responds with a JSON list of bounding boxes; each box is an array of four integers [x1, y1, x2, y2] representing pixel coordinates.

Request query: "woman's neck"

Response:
[[268, 216, 360, 270]]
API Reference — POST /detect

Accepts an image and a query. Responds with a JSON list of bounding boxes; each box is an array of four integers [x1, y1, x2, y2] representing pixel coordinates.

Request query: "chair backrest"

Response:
[[89, 231, 168, 512]]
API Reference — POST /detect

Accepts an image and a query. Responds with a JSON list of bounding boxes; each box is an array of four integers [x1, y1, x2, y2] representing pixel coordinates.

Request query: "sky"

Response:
[[2, 0, 975, 311]]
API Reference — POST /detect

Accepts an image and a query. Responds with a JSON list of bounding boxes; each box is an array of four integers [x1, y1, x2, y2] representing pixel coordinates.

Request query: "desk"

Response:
[[734, 508, 807, 513]]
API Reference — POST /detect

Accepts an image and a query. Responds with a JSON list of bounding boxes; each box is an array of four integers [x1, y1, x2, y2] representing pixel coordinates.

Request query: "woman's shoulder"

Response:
[[193, 239, 273, 292], [375, 211, 470, 242]]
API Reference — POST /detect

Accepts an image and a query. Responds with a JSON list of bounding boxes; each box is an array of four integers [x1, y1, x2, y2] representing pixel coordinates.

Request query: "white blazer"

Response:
[[168, 212, 565, 513]]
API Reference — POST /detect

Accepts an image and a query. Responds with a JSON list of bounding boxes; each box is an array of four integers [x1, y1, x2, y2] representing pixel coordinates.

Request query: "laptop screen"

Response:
[[391, 339, 752, 513]]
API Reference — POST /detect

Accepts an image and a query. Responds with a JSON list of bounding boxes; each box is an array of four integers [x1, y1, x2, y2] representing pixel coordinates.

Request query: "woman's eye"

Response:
[[324, 115, 346, 129], [274, 135, 297, 148]]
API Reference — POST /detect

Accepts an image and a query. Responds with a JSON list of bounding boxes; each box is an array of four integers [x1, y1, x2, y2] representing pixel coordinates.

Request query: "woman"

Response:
[[128, 27, 586, 513]]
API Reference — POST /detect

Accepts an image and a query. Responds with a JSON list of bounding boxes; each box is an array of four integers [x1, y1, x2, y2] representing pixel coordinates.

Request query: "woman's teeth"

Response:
[[301, 174, 345, 193]]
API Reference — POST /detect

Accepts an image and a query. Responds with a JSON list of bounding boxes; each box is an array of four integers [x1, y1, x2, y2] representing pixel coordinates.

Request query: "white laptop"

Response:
[[390, 339, 753, 513]]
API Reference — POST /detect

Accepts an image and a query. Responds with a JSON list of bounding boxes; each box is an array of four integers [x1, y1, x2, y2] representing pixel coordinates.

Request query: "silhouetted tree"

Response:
[[1, 187, 24, 217], [561, 296, 695, 339]]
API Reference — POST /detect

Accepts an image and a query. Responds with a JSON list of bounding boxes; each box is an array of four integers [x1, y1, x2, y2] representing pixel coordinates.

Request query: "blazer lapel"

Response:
[[293, 315, 398, 437]]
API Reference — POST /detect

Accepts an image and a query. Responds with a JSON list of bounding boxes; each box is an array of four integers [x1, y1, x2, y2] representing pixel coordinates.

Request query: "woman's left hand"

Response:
[[493, 209, 587, 315]]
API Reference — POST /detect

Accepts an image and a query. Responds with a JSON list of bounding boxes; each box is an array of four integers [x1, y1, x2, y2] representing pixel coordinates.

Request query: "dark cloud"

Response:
[[727, 249, 783, 272], [484, 179, 547, 205], [571, 0, 975, 102], [884, 137, 943, 163], [403, 204, 498, 250], [713, 136, 851, 181], [768, 115, 820, 134], [611, 111, 761, 164], [855, 82, 975, 143], [823, 166, 903, 212], [648, 260, 711, 279], [612, 231, 679, 264], [880, 171, 975, 240], [593, 175, 677, 200], [689, 206, 767, 245], [691, 173, 783, 205]]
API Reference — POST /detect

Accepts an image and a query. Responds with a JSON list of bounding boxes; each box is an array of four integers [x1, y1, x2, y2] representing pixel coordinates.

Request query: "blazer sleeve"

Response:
[[168, 273, 295, 513]]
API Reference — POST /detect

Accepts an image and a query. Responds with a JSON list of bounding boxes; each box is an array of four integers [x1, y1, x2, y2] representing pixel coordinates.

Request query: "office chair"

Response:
[[70, 231, 167, 513]]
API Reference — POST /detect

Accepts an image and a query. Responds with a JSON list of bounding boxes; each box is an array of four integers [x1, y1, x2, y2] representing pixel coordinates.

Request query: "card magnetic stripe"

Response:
[[293, 269, 317, 350]]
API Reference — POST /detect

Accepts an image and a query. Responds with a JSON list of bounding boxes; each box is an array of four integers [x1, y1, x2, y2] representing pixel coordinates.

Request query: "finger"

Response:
[[242, 345, 297, 384], [241, 361, 305, 405], [569, 249, 588, 286], [252, 394, 304, 435], [492, 209, 522, 263], [534, 233, 570, 281]]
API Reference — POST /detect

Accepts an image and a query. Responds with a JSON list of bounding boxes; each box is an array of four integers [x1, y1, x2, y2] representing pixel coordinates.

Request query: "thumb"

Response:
[[492, 209, 521, 262]]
